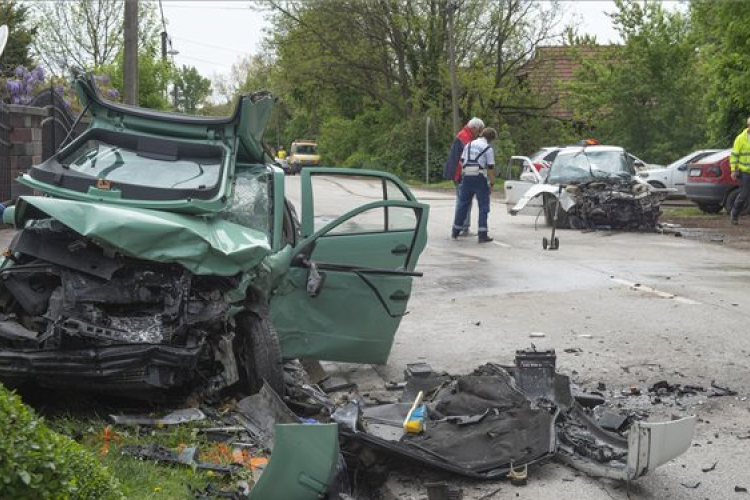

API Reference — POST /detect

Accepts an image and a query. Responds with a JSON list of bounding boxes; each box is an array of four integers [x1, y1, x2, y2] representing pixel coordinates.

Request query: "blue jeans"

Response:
[[454, 181, 471, 231], [453, 176, 490, 238]]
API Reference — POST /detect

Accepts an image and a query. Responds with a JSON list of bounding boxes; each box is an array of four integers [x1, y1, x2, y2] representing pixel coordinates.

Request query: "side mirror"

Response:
[[677, 164, 687, 172], [633, 160, 645, 168]]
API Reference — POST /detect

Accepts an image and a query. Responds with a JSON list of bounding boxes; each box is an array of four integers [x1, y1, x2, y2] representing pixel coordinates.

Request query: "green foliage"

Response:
[[0, 1, 37, 70], [568, 0, 705, 163], [102, 46, 174, 110], [0, 385, 123, 500], [174, 65, 212, 114], [691, 0, 750, 145], [260, 0, 576, 173], [31, 0, 161, 75]]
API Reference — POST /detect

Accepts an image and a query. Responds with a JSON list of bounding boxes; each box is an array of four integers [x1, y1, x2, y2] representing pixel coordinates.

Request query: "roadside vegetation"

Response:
[[0, 1, 749, 496], [2, 1, 749, 183]]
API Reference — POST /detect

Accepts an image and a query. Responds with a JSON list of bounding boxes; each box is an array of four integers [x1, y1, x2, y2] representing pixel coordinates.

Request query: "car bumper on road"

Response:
[[685, 183, 731, 204]]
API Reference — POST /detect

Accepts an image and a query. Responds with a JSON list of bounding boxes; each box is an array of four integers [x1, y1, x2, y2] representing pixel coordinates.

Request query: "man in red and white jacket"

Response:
[[444, 117, 484, 236]]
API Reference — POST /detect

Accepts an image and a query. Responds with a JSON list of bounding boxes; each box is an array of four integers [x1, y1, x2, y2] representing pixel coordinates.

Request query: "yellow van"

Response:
[[288, 140, 321, 174]]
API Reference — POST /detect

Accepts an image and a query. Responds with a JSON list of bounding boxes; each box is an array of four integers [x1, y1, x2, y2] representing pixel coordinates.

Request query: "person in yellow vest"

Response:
[[729, 116, 750, 224], [277, 146, 287, 160]]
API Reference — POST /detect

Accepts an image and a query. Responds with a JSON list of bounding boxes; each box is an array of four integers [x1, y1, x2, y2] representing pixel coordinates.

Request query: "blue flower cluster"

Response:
[[5, 66, 46, 105]]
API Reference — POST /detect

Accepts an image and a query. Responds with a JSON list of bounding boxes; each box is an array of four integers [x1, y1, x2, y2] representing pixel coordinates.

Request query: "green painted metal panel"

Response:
[[272, 269, 412, 363], [13, 196, 273, 276], [249, 424, 339, 500]]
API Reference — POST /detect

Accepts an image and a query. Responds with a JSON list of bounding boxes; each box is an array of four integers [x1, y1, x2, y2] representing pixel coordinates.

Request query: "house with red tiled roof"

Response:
[[517, 45, 619, 121]]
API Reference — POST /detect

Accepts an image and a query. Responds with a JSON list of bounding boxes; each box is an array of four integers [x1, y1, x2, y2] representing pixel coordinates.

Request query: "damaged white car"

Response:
[[504, 145, 668, 230]]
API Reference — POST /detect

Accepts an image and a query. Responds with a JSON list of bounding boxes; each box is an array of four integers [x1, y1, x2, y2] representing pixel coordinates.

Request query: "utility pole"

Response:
[[447, 0, 460, 134], [124, 0, 139, 105], [161, 31, 168, 61]]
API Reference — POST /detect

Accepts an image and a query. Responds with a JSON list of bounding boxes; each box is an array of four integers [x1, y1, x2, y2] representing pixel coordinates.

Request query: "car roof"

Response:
[[691, 148, 731, 164], [555, 145, 625, 156]]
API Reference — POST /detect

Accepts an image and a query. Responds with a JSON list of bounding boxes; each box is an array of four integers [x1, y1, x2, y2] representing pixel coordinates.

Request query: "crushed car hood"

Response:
[[9, 196, 273, 276]]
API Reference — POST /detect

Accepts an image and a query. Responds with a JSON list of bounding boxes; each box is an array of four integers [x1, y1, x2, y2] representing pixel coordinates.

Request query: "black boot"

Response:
[[730, 211, 739, 225]]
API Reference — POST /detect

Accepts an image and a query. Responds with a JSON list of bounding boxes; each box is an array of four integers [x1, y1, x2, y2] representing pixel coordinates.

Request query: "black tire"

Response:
[[234, 313, 285, 396], [724, 189, 750, 215], [542, 237, 548, 249], [553, 237, 559, 249], [696, 202, 723, 214], [544, 195, 570, 229]]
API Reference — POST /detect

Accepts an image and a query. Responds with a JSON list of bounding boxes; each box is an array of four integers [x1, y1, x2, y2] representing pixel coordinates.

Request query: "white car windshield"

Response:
[[548, 150, 632, 184]]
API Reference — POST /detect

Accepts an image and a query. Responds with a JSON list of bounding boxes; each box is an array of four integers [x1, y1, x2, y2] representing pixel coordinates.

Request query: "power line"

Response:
[[177, 54, 233, 70], [171, 36, 250, 55]]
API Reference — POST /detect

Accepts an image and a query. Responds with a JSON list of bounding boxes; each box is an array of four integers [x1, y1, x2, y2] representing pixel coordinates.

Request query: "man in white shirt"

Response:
[[451, 128, 496, 243]]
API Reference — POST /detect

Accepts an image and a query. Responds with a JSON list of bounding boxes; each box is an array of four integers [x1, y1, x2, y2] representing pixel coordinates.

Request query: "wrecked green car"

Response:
[[0, 75, 429, 399]]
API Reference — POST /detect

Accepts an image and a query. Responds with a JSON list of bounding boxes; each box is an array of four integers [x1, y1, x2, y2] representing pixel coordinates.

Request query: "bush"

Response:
[[0, 384, 123, 500]]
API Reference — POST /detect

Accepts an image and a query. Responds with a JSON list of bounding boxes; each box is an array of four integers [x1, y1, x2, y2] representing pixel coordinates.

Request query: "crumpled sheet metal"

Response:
[[12, 196, 272, 276], [110, 408, 206, 426]]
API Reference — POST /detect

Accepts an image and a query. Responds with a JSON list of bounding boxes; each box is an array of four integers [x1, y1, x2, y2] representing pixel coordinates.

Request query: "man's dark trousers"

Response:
[[452, 176, 490, 239]]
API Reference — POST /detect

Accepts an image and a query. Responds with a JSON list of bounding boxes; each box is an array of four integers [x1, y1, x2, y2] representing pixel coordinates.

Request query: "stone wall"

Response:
[[7, 105, 45, 199]]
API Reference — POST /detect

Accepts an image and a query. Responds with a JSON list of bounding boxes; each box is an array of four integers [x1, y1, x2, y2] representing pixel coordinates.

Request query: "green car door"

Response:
[[270, 169, 429, 364]]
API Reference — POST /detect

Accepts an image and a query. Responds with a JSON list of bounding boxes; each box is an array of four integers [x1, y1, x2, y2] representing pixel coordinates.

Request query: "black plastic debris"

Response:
[[596, 411, 631, 433], [425, 482, 462, 500], [121, 444, 237, 474], [736, 486, 748, 493], [702, 461, 718, 473]]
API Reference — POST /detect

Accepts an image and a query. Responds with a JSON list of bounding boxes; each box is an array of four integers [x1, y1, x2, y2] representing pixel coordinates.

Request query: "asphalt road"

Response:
[[286, 174, 750, 500]]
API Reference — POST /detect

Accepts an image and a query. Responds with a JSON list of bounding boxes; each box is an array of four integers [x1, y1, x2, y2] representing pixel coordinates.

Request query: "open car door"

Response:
[[270, 169, 429, 364], [503, 156, 545, 215]]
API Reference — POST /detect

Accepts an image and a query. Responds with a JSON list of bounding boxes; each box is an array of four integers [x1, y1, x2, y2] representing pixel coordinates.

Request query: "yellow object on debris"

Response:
[[403, 391, 426, 434]]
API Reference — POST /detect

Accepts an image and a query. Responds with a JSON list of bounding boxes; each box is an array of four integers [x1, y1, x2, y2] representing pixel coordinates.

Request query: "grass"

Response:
[[46, 413, 245, 500], [661, 206, 713, 217]]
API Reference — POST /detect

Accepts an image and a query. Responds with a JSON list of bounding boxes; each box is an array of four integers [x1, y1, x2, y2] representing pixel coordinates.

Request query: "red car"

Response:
[[685, 149, 748, 214]]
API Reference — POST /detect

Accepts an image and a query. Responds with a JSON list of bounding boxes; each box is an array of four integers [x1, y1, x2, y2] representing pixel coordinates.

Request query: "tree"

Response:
[[0, 1, 37, 71], [263, 0, 572, 177], [691, 0, 750, 145], [174, 65, 211, 114], [568, 0, 704, 163], [31, 0, 160, 74], [101, 45, 173, 110]]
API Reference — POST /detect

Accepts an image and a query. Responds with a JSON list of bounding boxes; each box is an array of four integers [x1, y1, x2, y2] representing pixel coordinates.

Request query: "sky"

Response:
[[160, 1, 682, 83]]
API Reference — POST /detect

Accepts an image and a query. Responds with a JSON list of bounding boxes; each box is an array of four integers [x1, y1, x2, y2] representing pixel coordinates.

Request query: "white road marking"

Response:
[[610, 278, 700, 304], [493, 240, 511, 248]]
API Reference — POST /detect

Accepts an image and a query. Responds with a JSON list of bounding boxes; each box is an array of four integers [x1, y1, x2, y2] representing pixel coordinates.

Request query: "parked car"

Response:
[[504, 145, 664, 230], [685, 148, 749, 214], [288, 140, 321, 174], [0, 75, 429, 400], [638, 149, 720, 197]]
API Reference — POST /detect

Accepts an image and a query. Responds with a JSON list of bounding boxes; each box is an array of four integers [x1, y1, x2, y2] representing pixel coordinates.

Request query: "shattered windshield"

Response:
[[548, 150, 631, 184], [63, 139, 222, 190]]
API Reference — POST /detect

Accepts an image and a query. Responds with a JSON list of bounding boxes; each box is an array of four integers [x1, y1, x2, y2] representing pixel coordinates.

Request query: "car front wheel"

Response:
[[234, 313, 285, 396]]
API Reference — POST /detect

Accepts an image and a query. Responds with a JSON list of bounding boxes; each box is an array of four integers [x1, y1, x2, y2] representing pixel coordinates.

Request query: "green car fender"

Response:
[[250, 423, 340, 500]]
